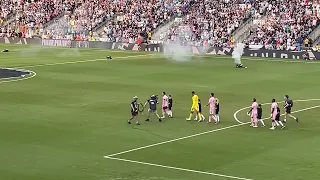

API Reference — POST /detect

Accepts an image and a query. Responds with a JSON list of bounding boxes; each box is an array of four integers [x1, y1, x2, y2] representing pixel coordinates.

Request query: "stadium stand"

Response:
[[0, 0, 319, 51], [247, 0, 320, 50], [1, 0, 79, 38]]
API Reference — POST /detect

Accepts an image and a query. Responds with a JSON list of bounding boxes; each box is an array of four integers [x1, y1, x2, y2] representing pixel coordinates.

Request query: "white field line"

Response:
[[0, 70, 37, 84], [15, 54, 152, 69], [105, 156, 254, 180], [105, 103, 320, 158], [233, 99, 320, 124]]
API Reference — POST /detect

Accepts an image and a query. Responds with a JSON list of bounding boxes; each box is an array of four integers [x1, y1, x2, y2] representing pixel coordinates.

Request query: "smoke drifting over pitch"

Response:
[[162, 43, 195, 62], [232, 43, 245, 65]]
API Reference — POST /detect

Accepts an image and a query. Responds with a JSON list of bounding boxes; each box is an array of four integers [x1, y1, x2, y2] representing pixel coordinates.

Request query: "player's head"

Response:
[[133, 96, 138, 101], [169, 95, 171, 97], [272, 98, 276, 103], [198, 99, 201, 103], [210, 93, 214, 97], [162, 92, 166, 96], [284, 95, 289, 100], [258, 104, 262, 107], [252, 98, 256, 102], [192, 91, 195, 96]]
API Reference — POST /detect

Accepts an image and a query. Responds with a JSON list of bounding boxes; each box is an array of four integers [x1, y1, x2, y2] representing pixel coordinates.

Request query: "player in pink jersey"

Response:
[[204, 93, 216, 123], [247, 98, 258, 127], [161, 92, 171, 118], [269, 99, 284, 130]]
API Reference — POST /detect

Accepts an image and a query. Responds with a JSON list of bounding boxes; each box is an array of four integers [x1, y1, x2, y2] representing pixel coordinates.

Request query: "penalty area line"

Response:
[[105, 123, 246, 157], [104, 156, 254, 180]]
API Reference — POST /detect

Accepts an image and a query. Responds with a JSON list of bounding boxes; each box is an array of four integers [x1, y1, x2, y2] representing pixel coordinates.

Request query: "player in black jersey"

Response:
[[128, 96, 140, 125], [194, 99, 205, 122], [144, 95, 162, 122], [168, 95, 173, 118], [283, 95, 298, 123]]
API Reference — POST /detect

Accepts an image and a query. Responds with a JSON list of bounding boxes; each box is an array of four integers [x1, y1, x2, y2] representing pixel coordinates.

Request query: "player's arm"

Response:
[[131, 103, 135, 111], [144, 100, 148, 107], [247, 108, 253, 115]]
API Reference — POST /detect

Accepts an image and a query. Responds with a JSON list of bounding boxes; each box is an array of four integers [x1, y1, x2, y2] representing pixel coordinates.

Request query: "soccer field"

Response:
[[1, 44, 320, 180]]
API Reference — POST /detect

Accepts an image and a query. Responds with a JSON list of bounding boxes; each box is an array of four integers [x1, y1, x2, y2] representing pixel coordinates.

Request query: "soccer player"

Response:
[[128, 96, 140, 125], [194, 99, 206, 122], [283, 95, 298, 123], [144, 95, 162, 122], [257, 104, 265, 127], [186, 91, 202, 121], [270, 99, 278, 130], [168, 95, 173, 117], [161, 92, 171, 118], [270, 99, 285, 130], [204, 93, 216, 123], [247, 98, 258, 127], [215, 97, 220, 123]]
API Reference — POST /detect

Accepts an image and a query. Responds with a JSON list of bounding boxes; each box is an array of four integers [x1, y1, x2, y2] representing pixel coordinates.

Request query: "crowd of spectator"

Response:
[[0, 0, 20, 23], [1, 0, 79, 38], [247, 0, 320, 50], [0, 0, 319, 50], [157, 0, 267, 47], [98, 0, 194, 43]]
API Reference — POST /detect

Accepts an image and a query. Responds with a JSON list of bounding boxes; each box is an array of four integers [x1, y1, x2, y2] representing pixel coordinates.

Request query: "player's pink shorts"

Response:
[[251, 113, 257, 119], [209, 107, 215, 115]]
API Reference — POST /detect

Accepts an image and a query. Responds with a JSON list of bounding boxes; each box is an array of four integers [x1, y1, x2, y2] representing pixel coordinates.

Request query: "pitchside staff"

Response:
[[144, 95, 162, 122], [128, 96, 140, 125], [283, 95, 298, 123]]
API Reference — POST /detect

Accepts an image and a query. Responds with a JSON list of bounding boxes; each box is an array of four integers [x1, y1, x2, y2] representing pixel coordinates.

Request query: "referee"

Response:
[[128, 96, 140, 125]]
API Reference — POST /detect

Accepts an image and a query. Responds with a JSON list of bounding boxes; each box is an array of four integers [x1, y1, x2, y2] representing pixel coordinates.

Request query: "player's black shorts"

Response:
[[131, 111, 138, 116], [199, 106, 202, 113], [168, 106, 172, 110], [257, 115, 262, 119], [275, 113, 280, 121], [215, 108, 219, 114], [286, 107, 291, 114], [149, 109, 157, 113]]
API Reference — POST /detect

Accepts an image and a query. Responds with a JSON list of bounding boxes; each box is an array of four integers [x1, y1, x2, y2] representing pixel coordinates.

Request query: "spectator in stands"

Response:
[[247, 0, 319, 50]]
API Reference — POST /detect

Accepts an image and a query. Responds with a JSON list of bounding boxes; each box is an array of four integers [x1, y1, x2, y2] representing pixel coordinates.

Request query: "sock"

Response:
[[278, 121, 284, 127], [195, 116, 198, 120], [208, 116, 211, 122], [289, 114, 297, 120], [162, 112, 165, 117], [201, 114, 205, 120], [272, 121, 275, 127], [259, 119, 265, 126], [216, 115, 219, 122], [197, 113, 202, 120], [170, 111, 172, 116], [189, 113, 193, 119]]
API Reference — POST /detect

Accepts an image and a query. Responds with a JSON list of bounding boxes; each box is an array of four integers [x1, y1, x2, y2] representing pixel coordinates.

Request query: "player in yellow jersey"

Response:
[[186, 91, 202, 121]]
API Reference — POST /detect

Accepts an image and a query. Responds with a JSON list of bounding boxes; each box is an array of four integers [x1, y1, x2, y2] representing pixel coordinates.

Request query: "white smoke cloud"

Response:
[[232, 43, 245, 64]]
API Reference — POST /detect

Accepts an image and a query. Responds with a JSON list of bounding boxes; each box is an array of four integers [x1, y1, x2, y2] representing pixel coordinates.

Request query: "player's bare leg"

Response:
[[145, 111, 151, 121], [155, 111, 162, 122]]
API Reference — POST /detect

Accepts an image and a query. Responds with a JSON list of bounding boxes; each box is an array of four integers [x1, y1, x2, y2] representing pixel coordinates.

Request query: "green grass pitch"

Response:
[[1, 44, 320, 180]]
